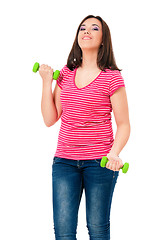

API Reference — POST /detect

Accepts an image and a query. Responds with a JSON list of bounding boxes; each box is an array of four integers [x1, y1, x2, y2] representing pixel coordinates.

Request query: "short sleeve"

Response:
[[56, 65, 67, 90], [109, 70, 125, 97]]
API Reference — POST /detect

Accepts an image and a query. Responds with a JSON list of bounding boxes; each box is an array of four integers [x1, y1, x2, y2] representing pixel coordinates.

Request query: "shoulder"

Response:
[[61, 64, 75, 75], [103, 68, 122, 76]]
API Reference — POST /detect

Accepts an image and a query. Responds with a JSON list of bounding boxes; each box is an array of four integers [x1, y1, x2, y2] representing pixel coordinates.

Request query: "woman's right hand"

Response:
[[39, 64, 54, 84]]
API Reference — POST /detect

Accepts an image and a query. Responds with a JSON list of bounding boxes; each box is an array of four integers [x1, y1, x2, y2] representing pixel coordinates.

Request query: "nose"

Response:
[[84, 30, 90, 35], [84, 28, 90, 34]]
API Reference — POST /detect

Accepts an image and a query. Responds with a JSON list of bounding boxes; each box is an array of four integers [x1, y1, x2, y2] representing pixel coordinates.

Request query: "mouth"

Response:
[[82, 37, 92, 40]]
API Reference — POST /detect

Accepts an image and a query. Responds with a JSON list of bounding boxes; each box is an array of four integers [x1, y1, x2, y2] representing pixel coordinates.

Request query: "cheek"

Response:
[[97, 34, 103, 44], [77, 35, 80, 44], [77, 34, 83, 45], [97, 32, 102, 39], [94, 35, 102, 44], [78, 32, 83, 39]]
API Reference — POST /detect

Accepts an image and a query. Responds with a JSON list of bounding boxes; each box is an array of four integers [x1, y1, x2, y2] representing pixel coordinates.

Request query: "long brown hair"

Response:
[[66, 15, 122, 72]]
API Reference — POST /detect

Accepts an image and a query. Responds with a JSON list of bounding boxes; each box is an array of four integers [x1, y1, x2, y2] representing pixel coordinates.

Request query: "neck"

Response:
[[80, 50, 99, 70]]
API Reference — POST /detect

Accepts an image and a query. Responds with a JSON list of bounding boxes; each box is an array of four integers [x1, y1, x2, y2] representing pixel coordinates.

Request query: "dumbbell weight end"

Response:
[[32, 62, 40, 72]]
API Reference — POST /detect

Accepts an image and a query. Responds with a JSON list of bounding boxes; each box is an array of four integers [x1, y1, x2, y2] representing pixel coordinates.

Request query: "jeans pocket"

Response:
[[53, 156, 58, 164], [94, 159, 101, 164]]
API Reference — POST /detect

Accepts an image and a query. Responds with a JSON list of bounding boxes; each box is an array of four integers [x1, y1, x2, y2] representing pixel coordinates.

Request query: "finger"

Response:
[[112, 161, 117, 171], [116, 161, 120, 171], [109, 161, 114, 171], [114, 161, 118, 171], [114, 161, 117, 171], [106, 162, 109, 169], [106, 160, 110, 168], [43, 65, 48, 69], [40, 66, 46, 71], [108, 160, 113, 169], [110, 160, 117, 171], [119, 159, 124, 169]]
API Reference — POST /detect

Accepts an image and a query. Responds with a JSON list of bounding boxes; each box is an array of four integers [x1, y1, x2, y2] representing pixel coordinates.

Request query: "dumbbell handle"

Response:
[[100, 156, 129, 174], [32, 62, 60, 80]]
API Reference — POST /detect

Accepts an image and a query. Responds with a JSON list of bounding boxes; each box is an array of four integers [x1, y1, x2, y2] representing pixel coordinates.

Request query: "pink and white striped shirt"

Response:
[[54, 64, 125, 160]]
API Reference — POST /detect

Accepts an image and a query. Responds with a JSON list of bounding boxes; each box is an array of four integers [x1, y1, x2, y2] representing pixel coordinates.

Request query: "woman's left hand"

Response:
[[106, 152, 123, 171]]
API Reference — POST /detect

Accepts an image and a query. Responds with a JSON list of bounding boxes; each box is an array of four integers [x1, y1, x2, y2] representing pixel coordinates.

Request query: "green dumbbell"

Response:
[[32, 62, 60, 80], [100, 156, 129, 174]]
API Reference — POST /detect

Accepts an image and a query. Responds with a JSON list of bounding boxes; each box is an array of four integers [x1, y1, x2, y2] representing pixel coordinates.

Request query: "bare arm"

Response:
[[106, 87, 131, 171], [109, 87, 131, 156], [39, 64, 62, 127], [41, 82, 58, 127]]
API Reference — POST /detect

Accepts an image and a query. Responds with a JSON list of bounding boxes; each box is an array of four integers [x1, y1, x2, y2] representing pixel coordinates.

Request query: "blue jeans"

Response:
[[52, 156, 119, 240]]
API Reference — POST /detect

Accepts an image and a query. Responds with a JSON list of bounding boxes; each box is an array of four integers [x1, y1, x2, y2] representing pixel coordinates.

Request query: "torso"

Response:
[[74, 67, 102, 89]]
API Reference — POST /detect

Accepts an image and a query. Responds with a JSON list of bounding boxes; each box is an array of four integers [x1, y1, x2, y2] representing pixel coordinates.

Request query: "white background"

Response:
[[0, 0, 159, 239]]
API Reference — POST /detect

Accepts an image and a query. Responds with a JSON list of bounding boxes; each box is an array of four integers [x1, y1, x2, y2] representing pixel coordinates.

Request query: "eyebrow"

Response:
[[80, 24, 100, 28]]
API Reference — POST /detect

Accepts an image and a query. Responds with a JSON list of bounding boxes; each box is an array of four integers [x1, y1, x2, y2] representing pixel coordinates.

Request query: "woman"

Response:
[[40, 15, 130, 240]]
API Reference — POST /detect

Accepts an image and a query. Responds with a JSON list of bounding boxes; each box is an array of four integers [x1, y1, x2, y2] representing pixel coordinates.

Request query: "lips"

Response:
[[82, 37, 92, 40]]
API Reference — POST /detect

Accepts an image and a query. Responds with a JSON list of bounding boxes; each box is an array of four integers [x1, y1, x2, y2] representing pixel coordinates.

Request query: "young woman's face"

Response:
[[78, 18, 103, 51]]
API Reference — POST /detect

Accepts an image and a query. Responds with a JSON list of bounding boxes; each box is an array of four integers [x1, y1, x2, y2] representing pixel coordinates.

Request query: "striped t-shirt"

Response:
[[54, 64, 125, 160]]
